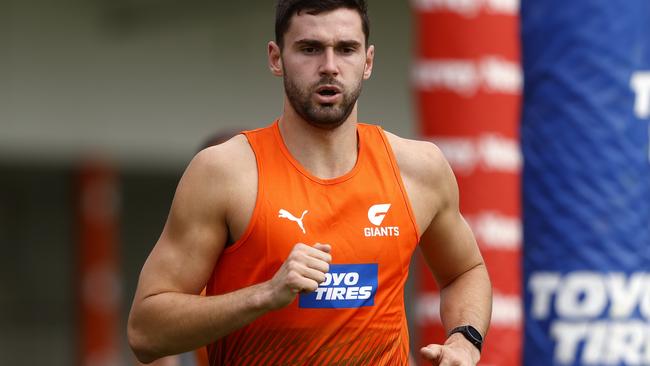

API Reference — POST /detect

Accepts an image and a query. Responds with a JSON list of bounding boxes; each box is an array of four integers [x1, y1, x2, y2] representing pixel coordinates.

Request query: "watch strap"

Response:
[[449, 325, 483, 353]]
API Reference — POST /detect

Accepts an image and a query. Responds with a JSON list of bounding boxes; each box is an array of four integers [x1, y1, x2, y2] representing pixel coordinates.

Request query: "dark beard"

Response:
[[283, 75, 362, 130]]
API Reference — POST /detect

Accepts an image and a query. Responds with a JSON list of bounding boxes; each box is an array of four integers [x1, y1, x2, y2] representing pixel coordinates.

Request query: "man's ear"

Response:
[[363, 45, 375, 80], [268, 41, 283, 77]]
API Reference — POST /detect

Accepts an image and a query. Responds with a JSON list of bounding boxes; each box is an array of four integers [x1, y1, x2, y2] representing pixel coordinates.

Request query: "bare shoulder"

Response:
[[133, 134, 257, 300], [186, 134, 258, 241], [192, 134, 255, 177], [383, 130, 453, 188], [174, 134, 256, 216], [383, 130, 458, 231]]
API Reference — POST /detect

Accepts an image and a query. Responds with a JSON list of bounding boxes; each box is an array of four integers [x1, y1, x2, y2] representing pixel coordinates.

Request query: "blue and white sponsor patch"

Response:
[[299, 263, 378, 309]]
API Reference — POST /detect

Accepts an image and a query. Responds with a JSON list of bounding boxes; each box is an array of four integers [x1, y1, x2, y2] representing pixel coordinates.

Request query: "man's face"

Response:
[[276, 8, 374, 129]]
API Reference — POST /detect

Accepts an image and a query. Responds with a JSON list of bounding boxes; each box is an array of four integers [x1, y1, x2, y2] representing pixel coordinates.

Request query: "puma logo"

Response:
[[278, 209, 309, 234]]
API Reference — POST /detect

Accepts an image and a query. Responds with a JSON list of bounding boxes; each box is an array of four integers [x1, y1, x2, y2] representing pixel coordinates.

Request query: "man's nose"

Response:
[[319, 48, 339, 77]]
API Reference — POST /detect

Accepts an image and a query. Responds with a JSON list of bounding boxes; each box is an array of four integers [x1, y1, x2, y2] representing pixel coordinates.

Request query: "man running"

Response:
[[128, 1, 492, 365]]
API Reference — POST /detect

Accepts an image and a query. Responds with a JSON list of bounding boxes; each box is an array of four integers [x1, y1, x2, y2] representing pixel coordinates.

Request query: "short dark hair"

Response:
[[275, 0, 370, 48]]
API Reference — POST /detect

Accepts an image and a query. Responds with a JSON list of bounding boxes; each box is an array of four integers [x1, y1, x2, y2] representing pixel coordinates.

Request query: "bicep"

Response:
[[419, 208, 483, 288], [134, 153, 229, 301], [390, 135, 485, 288], [417, 153, 484, 288]]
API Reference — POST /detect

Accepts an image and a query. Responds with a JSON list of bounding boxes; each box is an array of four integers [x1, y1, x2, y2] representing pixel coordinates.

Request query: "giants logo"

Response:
[[364, 204, 400, 237]]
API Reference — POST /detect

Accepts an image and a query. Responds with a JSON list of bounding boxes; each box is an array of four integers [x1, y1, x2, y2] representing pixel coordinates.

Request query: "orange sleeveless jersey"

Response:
[[206, 121, 420, 365]]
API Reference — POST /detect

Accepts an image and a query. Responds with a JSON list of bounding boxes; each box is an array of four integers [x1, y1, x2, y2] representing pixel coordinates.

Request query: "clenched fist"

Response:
[[265, 243, 332, 310]]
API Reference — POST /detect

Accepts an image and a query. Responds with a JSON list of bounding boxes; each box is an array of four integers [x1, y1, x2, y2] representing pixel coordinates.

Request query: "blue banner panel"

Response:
[[299, 264, 378, 309], [521, 0, 650, 365]]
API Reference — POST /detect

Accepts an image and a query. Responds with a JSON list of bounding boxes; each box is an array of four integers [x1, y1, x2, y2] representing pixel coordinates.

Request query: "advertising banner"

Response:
[[412, 0, 523, 364], [521, 0, 650, 364]]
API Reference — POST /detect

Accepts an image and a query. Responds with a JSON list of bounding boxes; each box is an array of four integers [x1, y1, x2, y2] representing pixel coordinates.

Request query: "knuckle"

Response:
[[291, 253, 304, 264], [286, 261, 297, 272], [307, 280, 319, 292], [285, 271, 295, 283], [287, 271, 300, 283]]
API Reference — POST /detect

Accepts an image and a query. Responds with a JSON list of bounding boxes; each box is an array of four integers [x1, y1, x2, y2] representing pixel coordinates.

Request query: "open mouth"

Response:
[[318, 89, 338, 96], [316, 85, 341, 97]]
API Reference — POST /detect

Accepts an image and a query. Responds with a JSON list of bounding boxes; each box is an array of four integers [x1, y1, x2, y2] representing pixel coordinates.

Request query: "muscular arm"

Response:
[[420, 190, 491, 363], [388, 134, 491, 364], [418, 152, 491, 338], [127, 142, 259, 362], [127, 139, 331, 363]]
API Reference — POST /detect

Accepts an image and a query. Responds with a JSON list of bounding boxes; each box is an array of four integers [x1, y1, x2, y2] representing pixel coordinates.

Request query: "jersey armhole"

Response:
[[221, 131, 264, 254], [376, 127, 422, 242]]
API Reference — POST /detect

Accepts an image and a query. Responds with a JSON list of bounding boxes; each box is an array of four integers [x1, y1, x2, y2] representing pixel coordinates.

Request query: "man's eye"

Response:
[[338, 47, 357, 55], [302, 47, 318, 54]]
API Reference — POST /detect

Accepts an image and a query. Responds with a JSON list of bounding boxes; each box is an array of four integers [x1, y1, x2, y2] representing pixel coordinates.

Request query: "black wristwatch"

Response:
[[449, 325, 483, 352]]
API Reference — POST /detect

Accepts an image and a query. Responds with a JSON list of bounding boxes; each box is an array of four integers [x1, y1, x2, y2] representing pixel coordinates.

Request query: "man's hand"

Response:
[[420, 333, 480, 366], [264, 243, 332, 310]]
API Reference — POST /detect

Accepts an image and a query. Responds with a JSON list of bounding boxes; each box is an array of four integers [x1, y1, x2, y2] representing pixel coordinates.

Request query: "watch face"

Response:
[[450, 326, 483, 352], [467, 326, 483, 341]]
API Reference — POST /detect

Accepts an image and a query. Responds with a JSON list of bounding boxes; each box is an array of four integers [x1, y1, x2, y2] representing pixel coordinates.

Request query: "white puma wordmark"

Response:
[[278, 209, 309, 234]]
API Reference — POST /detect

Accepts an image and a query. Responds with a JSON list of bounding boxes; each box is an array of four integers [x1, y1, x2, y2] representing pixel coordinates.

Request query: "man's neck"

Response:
[[278, 107, 359, 180]]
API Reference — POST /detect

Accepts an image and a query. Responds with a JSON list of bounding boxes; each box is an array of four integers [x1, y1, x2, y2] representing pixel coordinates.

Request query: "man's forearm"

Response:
[[439, 263, 492, 337], [128, 282, 275, 363]]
